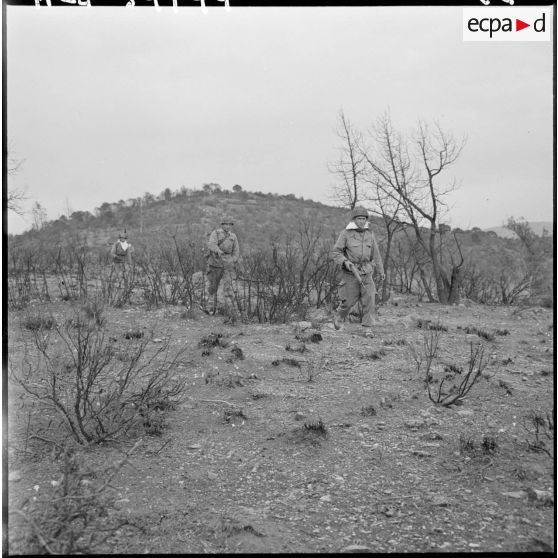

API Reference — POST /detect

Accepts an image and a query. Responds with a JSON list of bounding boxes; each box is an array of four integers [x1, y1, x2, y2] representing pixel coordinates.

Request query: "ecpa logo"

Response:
[[463, 8, 552, 41]]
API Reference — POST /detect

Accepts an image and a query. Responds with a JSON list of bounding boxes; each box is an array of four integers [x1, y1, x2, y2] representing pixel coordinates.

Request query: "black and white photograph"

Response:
[[4, 0, 555, 554]]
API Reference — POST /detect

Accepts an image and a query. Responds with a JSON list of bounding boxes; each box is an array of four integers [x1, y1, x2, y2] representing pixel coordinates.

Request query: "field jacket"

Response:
[[332, 222, 384, 276], [207, 228, 240, 268], [110, 240, 133, 264]]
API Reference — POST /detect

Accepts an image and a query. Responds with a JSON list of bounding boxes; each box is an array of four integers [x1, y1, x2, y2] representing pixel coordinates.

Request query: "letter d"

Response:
[[534, 13, 546, 32]]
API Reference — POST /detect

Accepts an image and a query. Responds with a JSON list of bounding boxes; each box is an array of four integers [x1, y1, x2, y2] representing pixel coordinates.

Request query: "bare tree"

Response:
[[328, 110, 367, 209], [7, 146, 27, 216], [362, 113, 466, 304]]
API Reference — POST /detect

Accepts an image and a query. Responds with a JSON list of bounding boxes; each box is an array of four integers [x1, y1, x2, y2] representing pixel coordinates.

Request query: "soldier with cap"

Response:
[[205, 216, 242, 323], [110, 230, 134, 269], [331, 206, 385, 332]]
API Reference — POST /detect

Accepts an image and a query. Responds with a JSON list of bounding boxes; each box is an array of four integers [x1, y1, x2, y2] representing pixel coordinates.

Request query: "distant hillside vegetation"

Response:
[[485, 221, 553, 239], [9, 186, 358, 251]]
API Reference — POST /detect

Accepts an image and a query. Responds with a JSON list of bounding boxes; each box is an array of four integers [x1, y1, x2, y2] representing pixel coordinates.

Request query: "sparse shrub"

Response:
[[124, 328, 144, 339], [522, 410, 554, 457], [411, 328, 488, 407], [459, 434, 476, 455], [23, 314, 56, 331], [198, 332, 226, 349], [11, 312, 188, 445], [362, 349, 387, 361], [502, 357, 514, 365], [427, 343, 488, 407], [80, 298, 106, 328], [303, 418, 328, 436], [383, 338, 407, 346], [303, 353, 327, 382], [464, 326, 495, 342], [498, 379, 513, 396], [481, 435, 498, 454], [9, 442, 140, 554], [224, 407, 246, 423], [295, 331, 323, 343], [361, 405, 377, 417], [221, 373, 245, 388], [271, 357, 301, 368], [495, 328, 510, 336], [444, 363, 463, 375], [417, 318, 448, 332]]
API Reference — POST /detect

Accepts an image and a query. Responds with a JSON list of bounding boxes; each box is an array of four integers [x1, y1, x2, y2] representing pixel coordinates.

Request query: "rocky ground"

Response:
[[6, 295, 555, 554]]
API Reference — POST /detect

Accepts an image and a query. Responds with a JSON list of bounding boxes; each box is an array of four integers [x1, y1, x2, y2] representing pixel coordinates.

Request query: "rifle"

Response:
[[345, 261, 363, 285]]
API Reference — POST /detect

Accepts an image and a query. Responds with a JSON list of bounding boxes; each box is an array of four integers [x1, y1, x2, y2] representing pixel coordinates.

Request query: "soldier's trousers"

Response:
[[335, 271, 377, 327], [207, 266, 239, 317]]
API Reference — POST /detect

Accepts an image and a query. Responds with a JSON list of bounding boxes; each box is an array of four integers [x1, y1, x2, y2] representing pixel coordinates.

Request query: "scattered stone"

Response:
[[431, 495, 451, 507], [502, 490, 527, 499], [207, 471, 218, 481], [187, 444, 202, 450], [286, 342, 306, 353], [8, 471, 21, 482], [456, 409, 474, 417], [404, 419, 425, 429], [412, 450, 434, 458], [526, 488, 554, 505], [319, 494, 332, 502], [294, 412, 306, 421], [341, 545, 371, 553]]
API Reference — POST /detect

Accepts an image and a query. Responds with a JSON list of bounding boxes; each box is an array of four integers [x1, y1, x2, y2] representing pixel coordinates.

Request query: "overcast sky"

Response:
[[6, 4, 554, 235]]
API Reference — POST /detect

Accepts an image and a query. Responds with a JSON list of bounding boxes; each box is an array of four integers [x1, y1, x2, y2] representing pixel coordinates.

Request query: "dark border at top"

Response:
[[4, 0, 557, 6]]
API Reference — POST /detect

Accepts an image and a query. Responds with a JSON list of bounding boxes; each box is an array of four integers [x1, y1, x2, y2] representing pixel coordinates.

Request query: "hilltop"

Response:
[[9, 186, 353, 251]]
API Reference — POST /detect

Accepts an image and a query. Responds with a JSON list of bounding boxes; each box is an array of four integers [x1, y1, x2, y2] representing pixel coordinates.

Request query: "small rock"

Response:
[[8, 471, 21, 482], [319, 494, 332, 502], [341, 545, 371, 553], [404, 419, 425, 429], [294, 412, 306, 421], [456, 409, 474, 417], [187, 444, 202, 450], [432, 495, 451, 507], [526, 488, 554, 504], [502, 490, 527, 499], [412, 450, 434, 458], [152, 338, 163, 343], [207, 471, 218, 481]]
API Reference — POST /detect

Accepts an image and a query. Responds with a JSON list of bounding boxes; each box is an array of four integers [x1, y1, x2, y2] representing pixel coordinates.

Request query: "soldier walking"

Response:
[[205, 216, 243, 324], [332, 206, 385, 333]]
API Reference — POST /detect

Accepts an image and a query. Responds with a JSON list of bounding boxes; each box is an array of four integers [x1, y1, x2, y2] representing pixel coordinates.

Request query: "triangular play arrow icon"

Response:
[[516, 19, 530, 31]]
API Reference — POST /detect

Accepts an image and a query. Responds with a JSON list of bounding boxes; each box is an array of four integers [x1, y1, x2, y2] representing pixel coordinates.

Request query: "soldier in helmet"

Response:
[[110, 230, 134, 269], [205, 216, 242, 323], [331, 206, 385, 333]]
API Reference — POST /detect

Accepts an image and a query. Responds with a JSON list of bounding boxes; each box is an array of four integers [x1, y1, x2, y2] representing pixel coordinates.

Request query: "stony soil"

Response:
[[6, 296, 555, 554]]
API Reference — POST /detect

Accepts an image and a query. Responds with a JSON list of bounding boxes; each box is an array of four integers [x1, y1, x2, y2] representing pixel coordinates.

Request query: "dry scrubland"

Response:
[[7, 294, 555, 554]]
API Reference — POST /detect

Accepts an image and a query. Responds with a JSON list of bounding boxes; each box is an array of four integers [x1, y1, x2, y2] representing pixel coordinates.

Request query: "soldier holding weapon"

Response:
[[332, 206, 385, 333]]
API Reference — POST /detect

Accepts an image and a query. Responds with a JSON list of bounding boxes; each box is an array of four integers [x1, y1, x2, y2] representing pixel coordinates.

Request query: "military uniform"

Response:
[[206, 218, 241, 321], [332, 207, 384, 329]]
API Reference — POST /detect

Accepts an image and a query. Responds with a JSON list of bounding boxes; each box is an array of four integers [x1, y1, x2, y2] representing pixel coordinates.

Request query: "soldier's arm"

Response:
[[332, 231, 350, 268], [207, 230, 223, 255], [110, 243, 116, 257]]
